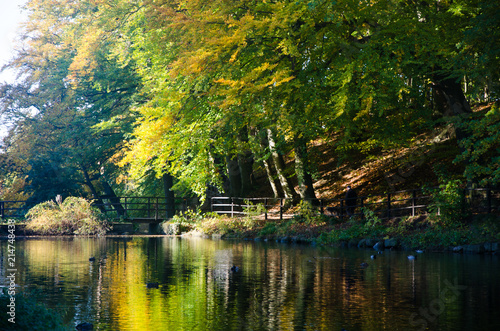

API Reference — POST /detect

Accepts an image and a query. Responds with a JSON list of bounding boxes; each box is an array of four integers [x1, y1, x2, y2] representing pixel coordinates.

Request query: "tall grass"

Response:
[[26, 196, 110, 235]]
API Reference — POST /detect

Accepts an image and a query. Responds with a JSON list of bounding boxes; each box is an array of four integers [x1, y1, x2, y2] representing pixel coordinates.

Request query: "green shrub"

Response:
[[259, 222, 278, 236], [171, 209, 220, 225], [427, 180, 467, 226], [292, 200, 328, 225], [361, 207, 382, 227], [476, 216, 500, 240], [26, 196, 110, 235], [316, 217, 386, 245], [399, 224, 473, 249], [242, 199, 266, 227]]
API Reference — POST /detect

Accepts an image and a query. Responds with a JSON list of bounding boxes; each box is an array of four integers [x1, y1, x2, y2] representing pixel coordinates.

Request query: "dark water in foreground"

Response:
[[1, 237, 500, 330]]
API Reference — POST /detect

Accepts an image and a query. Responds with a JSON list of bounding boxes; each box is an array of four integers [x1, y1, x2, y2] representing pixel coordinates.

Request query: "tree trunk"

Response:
[[256, 129, 280, 198], [263, 157, 280, 198], [101, 180, 126, 217], [226, 154, 242, 197], [236, 126, 254, 197], [80, 165, 106, 213], [209, 148, 230, 195], [162, 172, 175, 218], [267, 128, 299, 200], [433, 73, 472, 140], [238, 150, 254, 196], [264, 158, 280, 198], [294, 137, 317, 201]]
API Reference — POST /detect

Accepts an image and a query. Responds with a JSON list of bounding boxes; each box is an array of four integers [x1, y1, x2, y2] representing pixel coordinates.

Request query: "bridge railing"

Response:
[[92, 196, 198, 220], [0, 200, 28, 219], [0, 196, 199, 221]]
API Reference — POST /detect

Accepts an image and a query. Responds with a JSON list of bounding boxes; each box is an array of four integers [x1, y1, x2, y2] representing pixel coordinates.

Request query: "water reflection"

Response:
[[1, 237, 500, 330]]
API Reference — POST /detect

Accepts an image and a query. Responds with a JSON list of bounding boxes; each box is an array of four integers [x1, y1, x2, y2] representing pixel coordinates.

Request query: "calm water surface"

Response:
[[1, 237, 499, 330]]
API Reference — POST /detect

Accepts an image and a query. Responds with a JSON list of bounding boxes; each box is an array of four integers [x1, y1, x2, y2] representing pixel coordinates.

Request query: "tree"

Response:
[[119, 0, 499, 200], [0, 0, 141, 207], [455, 103, 500, 186], [2, 0, 497, 207]]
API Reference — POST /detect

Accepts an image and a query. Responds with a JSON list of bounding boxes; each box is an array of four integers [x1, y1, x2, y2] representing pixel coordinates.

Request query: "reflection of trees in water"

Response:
[[5, 238, 500, 330]]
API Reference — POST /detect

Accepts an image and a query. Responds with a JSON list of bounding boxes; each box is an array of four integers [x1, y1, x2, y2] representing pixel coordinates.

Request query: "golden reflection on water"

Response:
[[1, 237, 500, 330]]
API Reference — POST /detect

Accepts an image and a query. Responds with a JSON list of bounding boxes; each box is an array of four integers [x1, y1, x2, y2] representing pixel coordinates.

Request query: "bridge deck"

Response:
[[128, 218, 164, 223]]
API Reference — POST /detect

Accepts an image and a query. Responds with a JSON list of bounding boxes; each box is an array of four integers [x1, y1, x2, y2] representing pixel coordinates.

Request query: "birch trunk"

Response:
[[267, 128, 298, 200]]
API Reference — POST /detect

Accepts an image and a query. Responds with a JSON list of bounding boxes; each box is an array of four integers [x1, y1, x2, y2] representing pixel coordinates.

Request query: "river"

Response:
[[1, 237, 499, 330]]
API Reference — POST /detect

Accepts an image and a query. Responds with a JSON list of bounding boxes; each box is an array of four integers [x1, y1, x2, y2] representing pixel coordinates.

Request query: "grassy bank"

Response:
[[170, 207, 500, 252]]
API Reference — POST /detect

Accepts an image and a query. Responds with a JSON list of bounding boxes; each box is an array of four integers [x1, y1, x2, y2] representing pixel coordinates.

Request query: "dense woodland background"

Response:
[[0, 0, 498, 212]]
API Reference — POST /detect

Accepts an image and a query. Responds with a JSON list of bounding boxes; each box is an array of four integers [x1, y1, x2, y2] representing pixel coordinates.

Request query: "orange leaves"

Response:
[[67, 28, 102, 85]]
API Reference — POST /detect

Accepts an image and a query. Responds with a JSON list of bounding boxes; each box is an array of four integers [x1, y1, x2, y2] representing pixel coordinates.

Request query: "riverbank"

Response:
[[0, 221, 157, 236], [3, 212, 499, 255], [170, 211, 500, 254]]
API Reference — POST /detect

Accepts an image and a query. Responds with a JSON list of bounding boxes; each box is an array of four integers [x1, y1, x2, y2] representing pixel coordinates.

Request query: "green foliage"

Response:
[[361, 207, 382, 228], [171, 209, 221, 225], [427, 179, 467, 226], [0, 173, 30, 202], [259, 222, 278, 237], [475, 215, 500, 238], [316, 217, 387, 244], [1, 0, 498, 204], [25, 196, 110, 235], [0, 0, 139, 205], [471, 216, 500, 241], [292, 200, 328, 225], [315, 208, 384, 244], [174, 210, 258, 237], [455, 103, 500, 185], [168, 209, 220, 234], [387, 216, 423, 237], [196, 217, 245, 237], [398, 224, 474, 250], [242, 200, 266, 228], [329, 220, 368, 242], [0, 289, 67, 330]]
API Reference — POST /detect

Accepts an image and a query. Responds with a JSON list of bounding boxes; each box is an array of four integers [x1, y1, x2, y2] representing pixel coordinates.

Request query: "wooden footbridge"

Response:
[[0, 196, 197, 223]]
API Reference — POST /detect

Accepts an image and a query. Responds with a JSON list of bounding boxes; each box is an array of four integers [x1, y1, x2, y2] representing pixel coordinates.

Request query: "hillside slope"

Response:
[[249, 104, 496, 201]]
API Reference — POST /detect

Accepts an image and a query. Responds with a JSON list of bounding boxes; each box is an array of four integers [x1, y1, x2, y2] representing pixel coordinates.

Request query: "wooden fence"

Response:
[[1, 187, 498, 221], [210, 187, 500, 221]]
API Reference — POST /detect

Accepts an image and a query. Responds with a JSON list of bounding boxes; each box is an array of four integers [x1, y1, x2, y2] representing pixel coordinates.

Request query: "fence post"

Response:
[[280, 199, 283, 220], [155, 197, 159, 220], [387, 193, 391, 218], [412, 190, 416, 217], [124, 197, 127, 219], [211, 197, 214, 213], [319, 199, 324, 214], [265, 198, 268, 220], [231, 198, 234, 218], [0, 201, 4, 218]]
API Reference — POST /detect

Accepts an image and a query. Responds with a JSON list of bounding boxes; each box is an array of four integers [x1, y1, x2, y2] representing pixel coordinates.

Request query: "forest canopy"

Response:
[[1, 0, 498, 207]]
